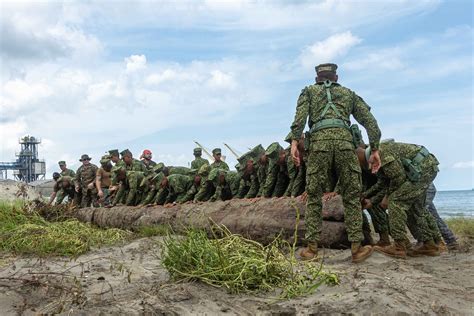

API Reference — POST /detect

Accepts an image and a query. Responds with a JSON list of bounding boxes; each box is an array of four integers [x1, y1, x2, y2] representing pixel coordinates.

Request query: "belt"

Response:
[[310, 118, 350, 133]]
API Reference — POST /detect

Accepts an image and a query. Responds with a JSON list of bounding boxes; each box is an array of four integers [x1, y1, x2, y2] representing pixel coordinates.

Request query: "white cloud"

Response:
[[300, 32, 362, 68], [1, 79, 53, 113], [207, 70, 236, 89], [452, 161, 474, 169], [125, 55, 147, 73]]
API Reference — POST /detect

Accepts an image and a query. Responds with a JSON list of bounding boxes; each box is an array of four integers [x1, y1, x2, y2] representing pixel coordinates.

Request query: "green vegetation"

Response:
[[0, 200, 130, 257], [137, 224, 171, 237], [161, 224, 338, 299], [446, 217, 474, 239]]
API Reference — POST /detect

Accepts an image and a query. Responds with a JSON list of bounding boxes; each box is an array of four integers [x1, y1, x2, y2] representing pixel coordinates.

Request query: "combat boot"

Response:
[[351, 242, 373, 263], [437, 240, 448, 253], [412, 240, 440, 257], [374, 240, 407, 259], [300, 242, 318, 260], [375, 232, 391, 247]]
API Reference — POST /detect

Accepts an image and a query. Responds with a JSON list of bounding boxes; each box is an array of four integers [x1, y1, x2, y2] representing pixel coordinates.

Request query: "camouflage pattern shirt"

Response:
[[191, 157, 209, 170], [60, 168, 76, 178], [211, 160, 230, 171], [289, 81, 381, 150], [75, 164, 99, 188]]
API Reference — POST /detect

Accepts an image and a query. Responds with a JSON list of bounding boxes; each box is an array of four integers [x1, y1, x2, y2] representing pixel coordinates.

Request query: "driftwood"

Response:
[[73, 195, 350, 248]]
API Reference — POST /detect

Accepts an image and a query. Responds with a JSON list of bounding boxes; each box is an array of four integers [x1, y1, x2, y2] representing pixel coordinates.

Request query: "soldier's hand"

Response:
[[87, 183, 94, 190], [362, 198, 372, 209], [322, 192, 337, 202], [75, 186, 80, 193], [291, 140, 300, 167], [98, 190, 104, 198], [300, 191, 308, 202], [369, 150, 381, 174]]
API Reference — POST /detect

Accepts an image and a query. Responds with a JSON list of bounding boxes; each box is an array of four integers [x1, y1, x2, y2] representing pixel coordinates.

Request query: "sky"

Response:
[[0, 0, 472, 190]]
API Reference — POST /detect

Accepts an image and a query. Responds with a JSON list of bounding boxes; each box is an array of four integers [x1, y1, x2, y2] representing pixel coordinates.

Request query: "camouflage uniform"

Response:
[[191, 149, 210, 171], [54, 176, 75, 204], [156, 174, 195, 204], [75, 162, 99, 208], [361, 169, 390, 236], [193, 165, 215, 202], [58, 161, 75, 178], [425, 183, 457, 245], [261, 143, 289, 198], [113, 169, 145, 206], [236, 145, 264, 198], [368, 141, 441, 244], [289, 70, 381, 243], [211, 160, 230, 171], [209, 169, 240, 202], [142, 159, 157, 173]]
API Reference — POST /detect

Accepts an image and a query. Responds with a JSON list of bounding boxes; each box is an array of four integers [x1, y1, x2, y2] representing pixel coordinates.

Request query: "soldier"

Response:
[[111, 166, 145, 206], [285, 135, 306, 197], [261, 142, 289, 198], [48, 172, 62, 205], [193, 164, 215, 202], [58, 161, 76, 178], [74, 154, 99, 208], [358, 141, 442, 258], [121, 149, 147, 173], [140, 149, 157, 171], [96, 155, 113, 206], [210, 148, 229, 171], [155, 173, 197, 205], [108, 149, 122, 166], [289, 63, 381, 263], [191, 148, 210, 170], [208, 169, 240, 202], [425, 183, 458, 249], [236, 145, 264, 199], [139, 163, 166, 205], [256, 150, 269, 197]]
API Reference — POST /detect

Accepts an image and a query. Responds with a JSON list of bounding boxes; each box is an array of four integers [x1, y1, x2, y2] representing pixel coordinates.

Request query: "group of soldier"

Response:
[[50, 62, 458, 264]]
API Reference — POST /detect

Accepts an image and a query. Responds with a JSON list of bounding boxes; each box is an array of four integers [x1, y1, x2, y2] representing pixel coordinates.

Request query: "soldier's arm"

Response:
[[210, 183, 222, 202], [352, 94, 381, 150], [74, 167, 81, 187], [289, 88, 310, 141], [246, 174, 259, 198], [285, 159, 297, 196], [95, 169, 103, 193], [363, 176, 387, 202], [262, 163, 278, 198], [383, 160, 407, 197]]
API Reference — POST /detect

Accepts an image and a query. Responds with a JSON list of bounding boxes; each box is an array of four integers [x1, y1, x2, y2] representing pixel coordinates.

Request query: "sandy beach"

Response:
[[0, 235, 472, 315]]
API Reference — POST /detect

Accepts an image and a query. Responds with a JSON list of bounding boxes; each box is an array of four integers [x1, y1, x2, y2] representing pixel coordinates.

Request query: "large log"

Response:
[[73, 196, 350, 248]]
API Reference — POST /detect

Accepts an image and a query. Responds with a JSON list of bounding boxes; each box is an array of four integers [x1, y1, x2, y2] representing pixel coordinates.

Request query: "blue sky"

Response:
[[0, 0, 472, 190]]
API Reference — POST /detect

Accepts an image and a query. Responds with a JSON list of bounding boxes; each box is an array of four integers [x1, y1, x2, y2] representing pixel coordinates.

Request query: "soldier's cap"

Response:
[[108, 149, 120, 157], [120, 149, 132, 157], [212, 148, 222, 155], [58, 160, 66, 166], [79, 154, 91, 161], [315, 63, 338, 74], [265, 142, 283, 159], [152, 162, 165, 173], [198, 164, 211, 177], [53, 172, 60, 179], [193, 147, 202, 155], [100, 155, 111, 165], [208, 168, 225, 183]]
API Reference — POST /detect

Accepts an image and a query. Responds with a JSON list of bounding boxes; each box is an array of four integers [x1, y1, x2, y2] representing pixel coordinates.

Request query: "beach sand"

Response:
[[0, 236, 472, 315]]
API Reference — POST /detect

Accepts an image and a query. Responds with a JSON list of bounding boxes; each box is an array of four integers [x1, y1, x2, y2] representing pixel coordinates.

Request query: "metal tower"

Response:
[[0, 135, 46, 183]]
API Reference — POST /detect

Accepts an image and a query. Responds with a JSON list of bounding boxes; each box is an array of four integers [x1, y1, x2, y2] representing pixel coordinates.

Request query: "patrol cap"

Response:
[[193, 147, 202, 155], [108, 149, 120, 157], [208, 168, 225, 183], [212, 148, 222, 155], [198, 164, 211, 177], [152, 162, 165, 173], [315, 63, 338, 74], [58, 160, 66, 166], [120, 149, 132, 157], [53, 172, 60, 179], [100, 155, 111, 165], [79, 154, 91, 161], [265, 142, 283, 159]]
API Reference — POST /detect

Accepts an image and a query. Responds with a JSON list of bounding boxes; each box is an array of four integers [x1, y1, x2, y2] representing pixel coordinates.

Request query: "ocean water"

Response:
[[434, 190, 474, 218]]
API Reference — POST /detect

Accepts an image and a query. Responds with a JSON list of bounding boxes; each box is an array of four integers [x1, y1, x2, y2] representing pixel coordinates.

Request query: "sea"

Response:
[[435, 190, 474, 218]]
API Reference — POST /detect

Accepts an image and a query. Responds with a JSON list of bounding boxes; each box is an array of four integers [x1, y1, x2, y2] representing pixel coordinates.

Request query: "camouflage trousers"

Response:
[[387, 159, 439, 243], [306, 142, 363, 243], [366, 204, 390, 234], [425, 183, 456, 244], [55, 188, 75, 205], [79, 187, 98, 208]]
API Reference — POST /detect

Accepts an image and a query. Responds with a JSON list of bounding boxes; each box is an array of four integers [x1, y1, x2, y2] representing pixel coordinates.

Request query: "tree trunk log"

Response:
[[73, 195, 350, 248]]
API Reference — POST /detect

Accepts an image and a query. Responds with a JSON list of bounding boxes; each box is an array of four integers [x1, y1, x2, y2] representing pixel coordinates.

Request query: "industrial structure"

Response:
[[0, 135, 46, 183]]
